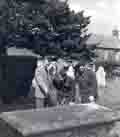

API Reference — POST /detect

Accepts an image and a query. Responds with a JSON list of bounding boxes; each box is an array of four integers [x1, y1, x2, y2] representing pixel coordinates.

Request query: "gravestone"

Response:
[[0, 104, 120, 137]]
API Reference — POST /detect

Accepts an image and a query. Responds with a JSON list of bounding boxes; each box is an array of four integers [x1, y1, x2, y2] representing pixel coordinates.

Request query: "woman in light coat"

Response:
[[32, 60, 48, 108], [96, 66, 106, 88], [33, 60, 58, 108]]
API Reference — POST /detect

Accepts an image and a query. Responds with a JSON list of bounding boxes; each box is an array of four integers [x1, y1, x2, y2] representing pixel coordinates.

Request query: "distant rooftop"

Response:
[[87, 34, 120, 49]]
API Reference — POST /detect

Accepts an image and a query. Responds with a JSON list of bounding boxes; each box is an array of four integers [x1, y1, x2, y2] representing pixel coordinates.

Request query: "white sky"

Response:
[[68, 0, 120, 36]]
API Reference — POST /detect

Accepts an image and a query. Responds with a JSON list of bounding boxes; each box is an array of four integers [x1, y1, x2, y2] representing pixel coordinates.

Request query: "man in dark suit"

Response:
[[77, 63, 98, 103]]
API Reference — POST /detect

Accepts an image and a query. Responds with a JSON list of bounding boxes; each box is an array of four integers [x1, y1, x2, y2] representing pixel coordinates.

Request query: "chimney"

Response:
[[112, 27, 119, 40]]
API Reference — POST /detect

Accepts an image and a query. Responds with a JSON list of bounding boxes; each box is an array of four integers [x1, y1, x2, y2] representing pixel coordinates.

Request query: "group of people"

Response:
[[32, 58, 106, 108]]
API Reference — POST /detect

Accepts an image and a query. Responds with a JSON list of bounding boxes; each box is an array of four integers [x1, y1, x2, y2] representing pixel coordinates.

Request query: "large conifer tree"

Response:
[[0, 0, 96, 62]]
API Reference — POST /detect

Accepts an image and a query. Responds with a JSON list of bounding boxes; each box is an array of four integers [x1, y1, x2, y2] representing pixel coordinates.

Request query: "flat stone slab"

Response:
[[0, 104, 120, 137]]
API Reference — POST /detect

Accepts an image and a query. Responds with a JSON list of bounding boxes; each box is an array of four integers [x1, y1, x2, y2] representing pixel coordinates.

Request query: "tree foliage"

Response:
[[0, 0, 96, 62]]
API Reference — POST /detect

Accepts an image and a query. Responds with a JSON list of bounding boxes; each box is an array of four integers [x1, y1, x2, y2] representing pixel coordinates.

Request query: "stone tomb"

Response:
[[0, 104, 119, 137]]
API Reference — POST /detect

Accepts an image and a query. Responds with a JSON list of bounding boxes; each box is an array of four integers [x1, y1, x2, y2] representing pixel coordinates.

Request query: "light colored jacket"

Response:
[[33, 64, 57, 107], [96, 66, 106, 87], [32, 65, 49, 98]]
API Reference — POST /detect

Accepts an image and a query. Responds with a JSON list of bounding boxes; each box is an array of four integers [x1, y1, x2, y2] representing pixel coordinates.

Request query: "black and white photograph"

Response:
[[0, 0, 119, 137]]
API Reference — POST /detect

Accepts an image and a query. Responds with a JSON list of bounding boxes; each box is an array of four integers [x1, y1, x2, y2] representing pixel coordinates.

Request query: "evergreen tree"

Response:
[[0, 0, 96, 62]]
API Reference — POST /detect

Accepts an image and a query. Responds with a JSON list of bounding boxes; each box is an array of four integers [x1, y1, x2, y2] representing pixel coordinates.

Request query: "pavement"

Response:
[[97, 77, 120, 136], [97, 78, 120, 110]]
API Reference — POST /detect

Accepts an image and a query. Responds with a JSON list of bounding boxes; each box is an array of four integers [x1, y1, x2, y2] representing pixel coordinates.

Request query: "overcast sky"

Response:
[[68, 0, 120, 36]]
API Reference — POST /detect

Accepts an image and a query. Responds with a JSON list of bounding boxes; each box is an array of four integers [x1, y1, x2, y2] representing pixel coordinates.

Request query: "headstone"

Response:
[[0, 104, 119, 137]]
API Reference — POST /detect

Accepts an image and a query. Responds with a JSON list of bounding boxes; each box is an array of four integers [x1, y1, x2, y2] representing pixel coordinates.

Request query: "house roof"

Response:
[[87, 34, 120, 49]]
